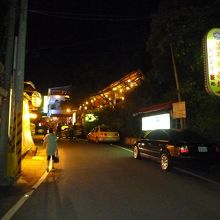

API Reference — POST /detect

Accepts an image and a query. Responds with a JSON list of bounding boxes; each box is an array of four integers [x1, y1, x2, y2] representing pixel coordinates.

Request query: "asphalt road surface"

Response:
[[9, 140, 220, 220]]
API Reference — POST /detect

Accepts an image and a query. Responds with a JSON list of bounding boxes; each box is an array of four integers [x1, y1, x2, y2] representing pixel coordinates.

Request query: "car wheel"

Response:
[[160, 152, 172, 171], [133, 146, 140, 159]]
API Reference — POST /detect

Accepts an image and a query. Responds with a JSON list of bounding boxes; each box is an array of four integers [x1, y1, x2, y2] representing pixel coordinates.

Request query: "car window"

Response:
[[170, 130, 208, 142], [146, 130, 169, 141], [100, 127, 111, 132]]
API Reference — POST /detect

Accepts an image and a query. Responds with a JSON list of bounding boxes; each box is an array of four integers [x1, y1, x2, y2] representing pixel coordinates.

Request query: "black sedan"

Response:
[[133, 129, 220, 171]]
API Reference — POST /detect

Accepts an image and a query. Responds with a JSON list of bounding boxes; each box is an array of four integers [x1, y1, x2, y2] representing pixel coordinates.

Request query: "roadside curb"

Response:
[[1, 170, 49, 220]]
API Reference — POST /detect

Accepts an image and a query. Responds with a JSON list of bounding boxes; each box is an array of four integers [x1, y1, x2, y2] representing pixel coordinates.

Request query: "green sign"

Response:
[[204, 28, 220, 96], [85, 114, 98, 122]]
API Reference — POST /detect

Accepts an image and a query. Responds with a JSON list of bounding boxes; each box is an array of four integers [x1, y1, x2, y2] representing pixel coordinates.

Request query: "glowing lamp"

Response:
[[31, 91, 42, 107]]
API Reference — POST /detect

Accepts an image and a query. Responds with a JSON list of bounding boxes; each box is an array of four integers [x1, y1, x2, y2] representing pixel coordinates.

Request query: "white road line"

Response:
[[32, 170, 49, 189], [1, 190, 34, 220], [174, 167, 220, 187], [118, 146, 133, 153], [1, 171, 49, 220], [111, 144, 133, 153]]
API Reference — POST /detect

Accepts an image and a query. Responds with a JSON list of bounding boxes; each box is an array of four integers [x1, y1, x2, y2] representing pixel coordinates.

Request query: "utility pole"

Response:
[[0, 0, 28, 185], [11, 0, 28, 178], [170, 44, 181, 103], [170, 44, 184, 129], [0, 0, 16, 185], [16, 0, 28, 102]]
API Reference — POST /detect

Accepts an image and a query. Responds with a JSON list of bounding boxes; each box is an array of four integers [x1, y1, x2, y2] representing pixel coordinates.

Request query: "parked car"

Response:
[[35, 124, 48, 135], [133, 129, 220, 171], [87, 125, 120, 143], [61, 124, 84, 139]]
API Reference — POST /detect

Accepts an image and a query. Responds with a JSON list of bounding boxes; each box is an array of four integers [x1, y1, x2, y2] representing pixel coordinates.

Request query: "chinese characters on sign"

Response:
[[204, 28, 220, 96], [172, 101, 186, 119], [31, 91, 42, 107]]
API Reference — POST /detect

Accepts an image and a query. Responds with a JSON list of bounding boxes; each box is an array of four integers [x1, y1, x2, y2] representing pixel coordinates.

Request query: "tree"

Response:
[[146, 0, 220, 138]]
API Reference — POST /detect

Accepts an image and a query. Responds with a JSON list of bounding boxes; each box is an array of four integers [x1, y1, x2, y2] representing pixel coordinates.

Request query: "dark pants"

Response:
[[47, 155, 55, 161]]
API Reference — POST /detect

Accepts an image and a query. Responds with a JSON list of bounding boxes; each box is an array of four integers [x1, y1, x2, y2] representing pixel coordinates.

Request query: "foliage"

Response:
[[145, 0, 220, 139]]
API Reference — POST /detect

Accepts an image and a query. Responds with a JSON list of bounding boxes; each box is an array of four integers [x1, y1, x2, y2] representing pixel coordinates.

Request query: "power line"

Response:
[[27, 26, 148, 53], [28, 9, 150, 21]]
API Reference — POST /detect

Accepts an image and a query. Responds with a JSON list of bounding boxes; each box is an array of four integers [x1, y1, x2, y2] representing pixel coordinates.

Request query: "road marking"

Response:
[[111, 144, 133, 153], [174, 167, 220, 187], [32, 170, 49, 189], [1, 189, 35, 220], [1, 171, 49, 220], [118, 146, 133, 153]]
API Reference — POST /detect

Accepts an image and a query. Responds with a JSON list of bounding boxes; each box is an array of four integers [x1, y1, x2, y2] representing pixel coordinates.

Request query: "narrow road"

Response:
[[9, 140, 220, 219]]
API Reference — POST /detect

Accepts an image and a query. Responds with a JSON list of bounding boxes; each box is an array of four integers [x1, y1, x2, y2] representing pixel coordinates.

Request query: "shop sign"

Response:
[[204, 28, 220, 96], [85, 114, 98, 122], [31, 91, 42, 107], [172, 101, 186, 119]]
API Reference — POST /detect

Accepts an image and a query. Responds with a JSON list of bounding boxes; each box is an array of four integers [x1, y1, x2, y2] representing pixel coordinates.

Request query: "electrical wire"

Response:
[[28, 9, 150, 21]]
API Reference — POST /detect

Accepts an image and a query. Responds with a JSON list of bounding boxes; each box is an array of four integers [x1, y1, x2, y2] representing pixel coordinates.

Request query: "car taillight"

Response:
[[180, 146, 189, 153]]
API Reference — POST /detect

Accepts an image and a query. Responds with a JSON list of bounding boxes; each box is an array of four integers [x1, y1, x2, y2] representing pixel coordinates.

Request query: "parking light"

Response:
[[180, 146, 189, 153]]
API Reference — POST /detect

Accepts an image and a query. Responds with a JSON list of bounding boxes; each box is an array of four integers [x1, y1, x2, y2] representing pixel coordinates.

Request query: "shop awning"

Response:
[[133, 101, 174, 117]]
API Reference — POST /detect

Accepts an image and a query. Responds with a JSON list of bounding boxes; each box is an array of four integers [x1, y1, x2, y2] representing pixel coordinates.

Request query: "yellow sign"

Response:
[[172, 101, 186, 119], [85, 113, 98, 122], [31, 91, 42, 107]]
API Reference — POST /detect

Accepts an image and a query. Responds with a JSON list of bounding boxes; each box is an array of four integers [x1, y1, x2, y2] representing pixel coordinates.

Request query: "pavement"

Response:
[[0, 135, 47, 218], [19, 134, 47, 187]]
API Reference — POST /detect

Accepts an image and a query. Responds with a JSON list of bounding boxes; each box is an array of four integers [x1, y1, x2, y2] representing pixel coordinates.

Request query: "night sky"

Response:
[[25, 0, 159, 104]]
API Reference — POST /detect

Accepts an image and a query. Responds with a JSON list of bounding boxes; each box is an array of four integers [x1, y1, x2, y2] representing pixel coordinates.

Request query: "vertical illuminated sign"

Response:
[[43, 96, 49, 113], [204, 28, 220, 96]]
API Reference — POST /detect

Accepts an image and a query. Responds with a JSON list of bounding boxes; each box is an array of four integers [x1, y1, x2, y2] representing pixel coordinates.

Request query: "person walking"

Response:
[[43, 128, 58, 172], [56, 123, 62, 140]]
